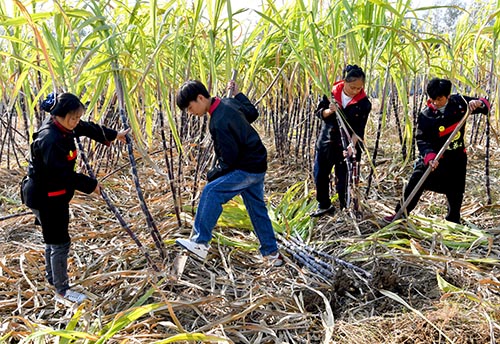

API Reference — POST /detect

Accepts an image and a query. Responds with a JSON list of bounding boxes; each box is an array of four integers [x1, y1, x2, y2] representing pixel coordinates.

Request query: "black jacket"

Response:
[[417, 94, 489, 159], [207, 93, 267, 181], [28, 116, 117, 206], [315, 80, 371, 163], [414, 94, 490, 194]]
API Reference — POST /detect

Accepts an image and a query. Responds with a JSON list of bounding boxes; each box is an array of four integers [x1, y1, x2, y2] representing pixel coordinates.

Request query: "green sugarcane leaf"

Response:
[[96, 303, 164, 342], [151, 332, 230, 344], [436, 272, 462, 293]]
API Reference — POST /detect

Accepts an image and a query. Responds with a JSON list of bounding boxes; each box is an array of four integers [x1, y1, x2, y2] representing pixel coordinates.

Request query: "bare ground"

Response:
[[0, 130, 499, 343]]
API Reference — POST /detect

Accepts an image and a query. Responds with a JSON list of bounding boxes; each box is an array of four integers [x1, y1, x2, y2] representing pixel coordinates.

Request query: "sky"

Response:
[[3, 0, 478, 20]]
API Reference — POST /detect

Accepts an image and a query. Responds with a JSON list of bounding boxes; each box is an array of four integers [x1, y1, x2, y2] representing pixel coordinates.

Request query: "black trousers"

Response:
[[313, 152, 348, 210], [38, 201, 71, 245], [396, 153, 466, 224]]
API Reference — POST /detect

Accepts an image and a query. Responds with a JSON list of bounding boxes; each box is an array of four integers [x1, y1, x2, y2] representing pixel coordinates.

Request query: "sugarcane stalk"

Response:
[[485, 103, 491, 205], [1, 110, 25, 168], [331, 99, 354, 199], [391, 83, 404, 156], [302, 91, 314, 164], [283, 237, 334, 271], [0, 211, 32, 222], [280, 244, 334, 281], [394, 96, 472, 220], [76, 138, 159, 272], [191, 116, 210, 215], [286, 235, 371, 278], [281, 245, 322, 275], [157, 105, 182, 227], [112, 66, 167, 260], [366, 67, 390, 197], [118, 109, 167, 259], [330, 100, 363, 230], [0, 111, 10, 166], [278, 234, 371, 280], [485, 51, 495, 205]]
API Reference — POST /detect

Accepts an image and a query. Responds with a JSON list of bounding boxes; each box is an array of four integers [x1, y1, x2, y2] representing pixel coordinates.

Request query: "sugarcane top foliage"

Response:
[[0, 0, 496, 146]]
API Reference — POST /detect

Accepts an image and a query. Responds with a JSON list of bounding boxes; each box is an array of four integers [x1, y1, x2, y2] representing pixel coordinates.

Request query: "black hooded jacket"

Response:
[[417, 94, 490, 159], [413, 94, 490, 194], [315, 80, 372, 163], [28, 116, 117, 205], [206, 93, 267, 181]]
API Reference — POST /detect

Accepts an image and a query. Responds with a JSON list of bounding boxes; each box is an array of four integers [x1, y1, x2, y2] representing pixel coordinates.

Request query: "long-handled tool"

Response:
[[171, 253, 188, 280], [334, 105, 357, 211], [331, 99, 363, 234], [331, 98, 362, 210], [393, 97, 472, 221], [227, 69, 238, 97]]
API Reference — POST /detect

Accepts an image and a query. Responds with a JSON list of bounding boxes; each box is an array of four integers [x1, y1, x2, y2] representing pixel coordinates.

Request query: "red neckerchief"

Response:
[[331, 80, 367, 107], [51, 116, 78, 164], [427, 99, 438, 112], [51, 116, 73, 134], [209, 97, 221, 115], [426, 99, 461, 137]]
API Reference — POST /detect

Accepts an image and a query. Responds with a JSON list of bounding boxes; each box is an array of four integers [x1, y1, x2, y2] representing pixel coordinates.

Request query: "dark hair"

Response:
[[176, 80, 211, 110], [343, 64, 365, 83], [40, 92, 84, 118], [426, 78, 452, 99]]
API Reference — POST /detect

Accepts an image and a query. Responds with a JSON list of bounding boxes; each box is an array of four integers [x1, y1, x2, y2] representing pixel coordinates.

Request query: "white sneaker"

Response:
[[56, 289, 87, 304], [175, 238, 210, 260], [263, 251, 284, 267]]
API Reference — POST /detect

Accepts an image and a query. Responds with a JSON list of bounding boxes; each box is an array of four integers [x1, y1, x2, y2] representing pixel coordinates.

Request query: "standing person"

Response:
[[311, 65, 372, 217], [384, 78, 490, 224], [175, 80, 282, 266], [23, 92, 129, 303]]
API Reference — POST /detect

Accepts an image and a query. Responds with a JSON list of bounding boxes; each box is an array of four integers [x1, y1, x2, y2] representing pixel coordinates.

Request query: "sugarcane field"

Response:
[[1, 0, 500, 343]]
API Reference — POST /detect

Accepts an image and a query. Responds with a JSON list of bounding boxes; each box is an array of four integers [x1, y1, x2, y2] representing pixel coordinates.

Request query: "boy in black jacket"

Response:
[[175, 80, 282, 266], [385, 78, 490, 224]]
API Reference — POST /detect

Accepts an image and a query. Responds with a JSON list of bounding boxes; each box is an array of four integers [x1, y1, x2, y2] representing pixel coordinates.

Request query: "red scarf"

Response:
[[331, 80, 367, 107]]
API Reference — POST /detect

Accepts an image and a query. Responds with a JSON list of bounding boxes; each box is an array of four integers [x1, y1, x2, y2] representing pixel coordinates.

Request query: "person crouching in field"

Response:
[[384, 78, 490, 224], [22, 92, 129, 303], [175, 80, 283, 267], [311, 65, 372, 217]]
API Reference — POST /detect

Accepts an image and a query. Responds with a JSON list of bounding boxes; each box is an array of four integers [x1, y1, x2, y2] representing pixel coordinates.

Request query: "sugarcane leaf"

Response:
[[380, 289, 455, 343], [436, 272, 462, 293], [151, 333, 231, 344], [96, 303, 164, 342]]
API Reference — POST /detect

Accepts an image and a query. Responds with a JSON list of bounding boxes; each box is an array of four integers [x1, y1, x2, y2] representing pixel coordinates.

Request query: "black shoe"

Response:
[[310, 205, 335, 217]]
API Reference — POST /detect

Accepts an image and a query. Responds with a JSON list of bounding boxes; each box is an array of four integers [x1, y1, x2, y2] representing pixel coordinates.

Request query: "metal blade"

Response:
[[172, 254, 188, 279]]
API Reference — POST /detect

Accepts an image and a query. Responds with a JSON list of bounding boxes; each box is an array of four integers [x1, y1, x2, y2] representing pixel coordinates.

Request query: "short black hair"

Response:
[[343, 64, 366, 83], [426, 78, 452, 99], [40, 92, 84, 118], [176, 80, 211, 110]]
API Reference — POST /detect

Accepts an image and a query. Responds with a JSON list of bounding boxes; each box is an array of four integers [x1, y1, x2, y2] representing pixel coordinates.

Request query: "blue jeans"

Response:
[[45, 242, 71, 294], [192, 170, 278, 256]]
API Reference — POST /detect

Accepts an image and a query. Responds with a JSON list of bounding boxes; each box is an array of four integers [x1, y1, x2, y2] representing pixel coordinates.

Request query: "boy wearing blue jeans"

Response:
[[175, 80, 282, 266]]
